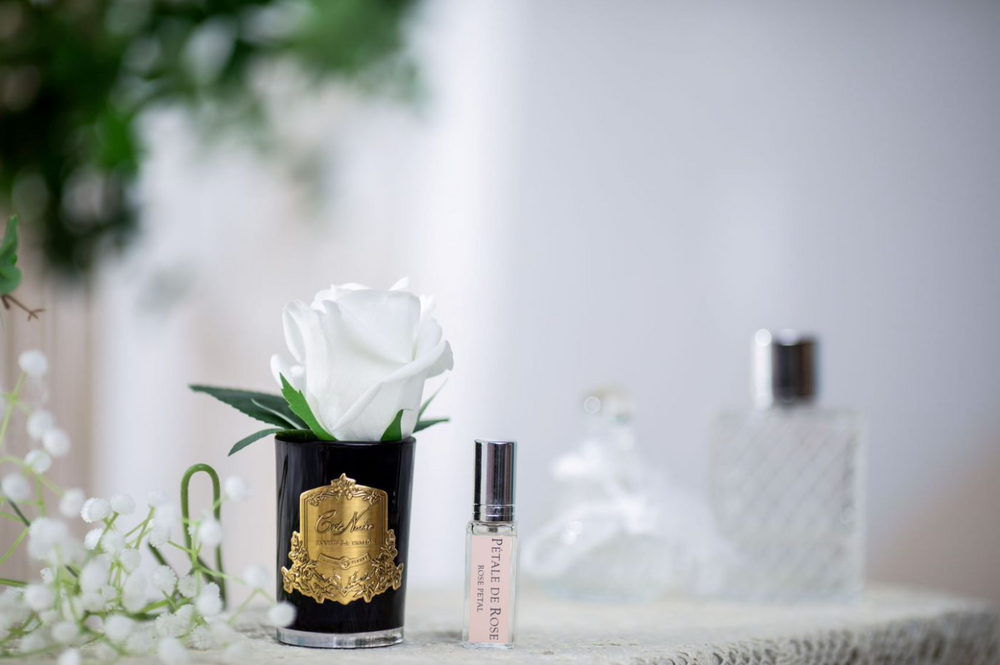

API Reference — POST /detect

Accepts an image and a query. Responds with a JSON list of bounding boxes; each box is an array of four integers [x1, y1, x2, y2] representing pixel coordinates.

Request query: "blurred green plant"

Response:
[[0, 215, 42, 320], [0, 0, 419, 279]]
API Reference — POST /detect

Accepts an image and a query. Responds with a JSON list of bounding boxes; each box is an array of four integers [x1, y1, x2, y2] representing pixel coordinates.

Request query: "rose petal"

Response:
[[335, 289, 420, 364]]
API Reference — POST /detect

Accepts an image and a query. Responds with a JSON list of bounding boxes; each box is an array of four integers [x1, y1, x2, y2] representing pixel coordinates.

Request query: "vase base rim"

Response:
[[276, 626, 403, 649]]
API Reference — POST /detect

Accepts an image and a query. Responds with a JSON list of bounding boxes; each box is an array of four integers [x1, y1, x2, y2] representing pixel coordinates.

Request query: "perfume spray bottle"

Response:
[[463, 440, 518, 648], [711, 331, 865, 602]]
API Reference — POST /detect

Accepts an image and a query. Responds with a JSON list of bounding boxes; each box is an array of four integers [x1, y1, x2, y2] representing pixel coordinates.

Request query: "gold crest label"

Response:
[[281, 474, 403, 605]]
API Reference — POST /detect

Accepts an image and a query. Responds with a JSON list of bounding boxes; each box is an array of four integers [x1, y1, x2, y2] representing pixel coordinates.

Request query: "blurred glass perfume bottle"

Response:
[[523, 389, 727, 601], [711, 331, 865, 602]]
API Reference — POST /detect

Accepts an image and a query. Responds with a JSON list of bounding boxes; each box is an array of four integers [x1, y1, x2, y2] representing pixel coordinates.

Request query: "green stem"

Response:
[[0, 374, 25, 454], [125, 508, 154, 539], [137, 598, 172, 614], [6, 499, 30, 527], [0, 529, 27, 566], [148, 544, 170, 568], [0, 577, 26, 587], [180, 463, 226, 603], [0, 456, 64, 495], [226, 591, 259, 625]]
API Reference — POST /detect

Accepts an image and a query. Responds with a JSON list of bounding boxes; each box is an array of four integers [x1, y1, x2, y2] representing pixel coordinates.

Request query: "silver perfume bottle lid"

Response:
[[753, 329, 818, 408], [474, 439, 516, 522]]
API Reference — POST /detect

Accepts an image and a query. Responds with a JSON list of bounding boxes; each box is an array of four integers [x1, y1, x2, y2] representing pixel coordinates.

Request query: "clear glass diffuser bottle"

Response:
[[463, 440, 518, 648], [710, 330, 865, 602]]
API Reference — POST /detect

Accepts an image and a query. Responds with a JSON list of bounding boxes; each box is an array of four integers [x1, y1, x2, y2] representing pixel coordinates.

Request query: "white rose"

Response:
[[270, 279, 453, 441]]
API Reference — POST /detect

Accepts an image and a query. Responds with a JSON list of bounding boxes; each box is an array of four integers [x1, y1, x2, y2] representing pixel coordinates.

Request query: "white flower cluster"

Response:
[[0, 351, 296, 664]]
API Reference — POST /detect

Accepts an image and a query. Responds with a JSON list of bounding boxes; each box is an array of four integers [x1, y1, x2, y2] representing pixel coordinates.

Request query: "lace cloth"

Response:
[[48, 586, 999, 664], [233, 587, 999, 664]]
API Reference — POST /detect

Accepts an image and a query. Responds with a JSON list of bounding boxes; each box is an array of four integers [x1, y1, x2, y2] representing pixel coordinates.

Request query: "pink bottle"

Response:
[[463, 439, 518, 649]]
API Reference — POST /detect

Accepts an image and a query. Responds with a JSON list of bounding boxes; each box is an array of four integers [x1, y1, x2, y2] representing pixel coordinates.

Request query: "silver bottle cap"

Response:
[[753, 329, 818, 408], [473, 439, 516, 522]]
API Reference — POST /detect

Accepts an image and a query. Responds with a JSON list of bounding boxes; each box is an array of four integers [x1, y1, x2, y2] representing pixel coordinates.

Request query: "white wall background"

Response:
[[87, 0, 1000, 602]]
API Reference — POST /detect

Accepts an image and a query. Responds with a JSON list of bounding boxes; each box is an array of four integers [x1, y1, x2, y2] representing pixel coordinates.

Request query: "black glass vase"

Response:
[[274, 435, 416, 648]]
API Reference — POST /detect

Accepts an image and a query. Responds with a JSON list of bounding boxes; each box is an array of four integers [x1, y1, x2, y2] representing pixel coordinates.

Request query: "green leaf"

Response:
[[381, 409, 405, 442], [190, 385, 305, 429], [251, 398, 304, 429], [0, 216, 22, 295], [418, 379, 448, 419], [229, 427, 285, 456], [280, 375, 335, 441], [414, 417, 450, 433]]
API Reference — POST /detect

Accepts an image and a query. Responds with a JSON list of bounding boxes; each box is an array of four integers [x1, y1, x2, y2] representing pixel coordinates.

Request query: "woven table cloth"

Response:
[[35, 586, 1000, 664]]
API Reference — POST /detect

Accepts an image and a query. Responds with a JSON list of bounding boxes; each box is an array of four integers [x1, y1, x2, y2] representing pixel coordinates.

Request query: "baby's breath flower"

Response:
[[27, 517, 70, 562], [79, 557, 111, 593], [195, 593, 223, 618], [39, 567, 54, 583], [102, 530, 125, 556], [18, 349, 48, 378], [58, 648, 81, 665], [110, 494, 135, 515], [1, 472, 31, 501], [43, 429, 71, 457], [242, 564, 268, 590], [149, 523, 171, 547], [175, 604, 195, 623], [84, 528, 104, 551], [80, 497, 111, 523], [19, 631, 48, 652], [267, 602, 296, 628], [153, 502, 179, 529], [224, 476, 252, 502], [39, 609, 60, 624], [26, 409, 54, 440], [104, 614, 134, 643], [155, 611, 188, 638], [101, 584, 117, 601], [0, 589, 29, 627], [26, 411, 53, 441], [52, 620, 79, 645], [83, 615, 103, 633], [24, 449, 52, 473], [158, 636, 190, 665], [201, 582, 220, 598], [119, 548, 141, 572], [79, 592, 104, 612], [126, 628, 154, 654], [122, 571, 148, 611], [197, 518, 223, 548], [23, 584, 55, 611], [147, 489, 170, 507], [123, 592, 147, 614], [59, 489, 85, 518], [176, 575, 198, 599], [188, 625, 214, 650], [151, 565, 177, 595]]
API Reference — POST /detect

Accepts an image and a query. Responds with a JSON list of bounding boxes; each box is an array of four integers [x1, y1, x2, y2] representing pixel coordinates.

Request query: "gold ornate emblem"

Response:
[[281, 474, 403, 605]]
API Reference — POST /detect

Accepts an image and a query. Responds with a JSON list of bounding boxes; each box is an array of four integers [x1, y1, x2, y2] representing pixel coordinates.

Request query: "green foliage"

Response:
[[414, 417, 449, 433], [189, 385, 305, 429], [280, 374, 334, 441], [0, 216, 22, 295], [191, 377, 452, 453], [228, 427, 285, 456], [0, 0, 419, 277], [381, 409, 405, 442]]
